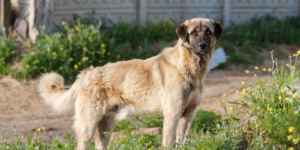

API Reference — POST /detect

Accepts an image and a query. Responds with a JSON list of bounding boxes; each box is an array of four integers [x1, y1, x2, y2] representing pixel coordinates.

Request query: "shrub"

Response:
[[16, 19, 175, 83], [221, 50, 300, 149], [0, 36, 18, 76]]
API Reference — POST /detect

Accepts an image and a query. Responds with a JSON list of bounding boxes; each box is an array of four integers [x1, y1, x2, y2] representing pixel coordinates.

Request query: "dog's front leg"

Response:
[[162, 111, 181, 148], [176, 104, 197, 145]]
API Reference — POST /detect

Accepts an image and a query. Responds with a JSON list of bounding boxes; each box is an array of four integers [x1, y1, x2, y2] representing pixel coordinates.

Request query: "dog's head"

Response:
[[176, 18, 223, 55]]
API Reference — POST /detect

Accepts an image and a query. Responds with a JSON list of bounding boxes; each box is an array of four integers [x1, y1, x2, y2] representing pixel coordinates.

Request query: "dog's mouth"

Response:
[[195, 49, 208, 55]]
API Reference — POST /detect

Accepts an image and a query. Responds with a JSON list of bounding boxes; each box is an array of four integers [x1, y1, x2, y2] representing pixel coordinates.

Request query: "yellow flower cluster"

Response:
[[288, 135, 293, 140], [74, 64, 78, 70], [74, 25, 80, 31], [293, 139, 299, 144], [289, 127, 295, 133], [89, 37, 93, 42], [52, 51, 58, 59], [245, 70, 249, 74], [267, 108, 273, 114]]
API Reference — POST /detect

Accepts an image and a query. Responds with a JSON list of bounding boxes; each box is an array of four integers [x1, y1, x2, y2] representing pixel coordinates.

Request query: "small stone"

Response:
[[13, 18, 28, 41]]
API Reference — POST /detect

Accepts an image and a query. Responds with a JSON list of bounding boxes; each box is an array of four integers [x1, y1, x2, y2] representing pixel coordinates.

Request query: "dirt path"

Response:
[[0, 44, 298, 143]]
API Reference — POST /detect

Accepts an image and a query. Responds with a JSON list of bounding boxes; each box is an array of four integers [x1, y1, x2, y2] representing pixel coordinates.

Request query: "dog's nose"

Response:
[[199, 42, 207, 49]]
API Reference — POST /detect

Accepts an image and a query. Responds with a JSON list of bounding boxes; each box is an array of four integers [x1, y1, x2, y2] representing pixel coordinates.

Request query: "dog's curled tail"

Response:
[[38, 73, 79, 113]]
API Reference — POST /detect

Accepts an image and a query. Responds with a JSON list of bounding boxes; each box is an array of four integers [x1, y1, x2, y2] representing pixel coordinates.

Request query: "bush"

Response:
[[218, 15, 300, 65], [16, 19, 175, 83], [0, 36, 18, 76], [221, 51, 300, 149]]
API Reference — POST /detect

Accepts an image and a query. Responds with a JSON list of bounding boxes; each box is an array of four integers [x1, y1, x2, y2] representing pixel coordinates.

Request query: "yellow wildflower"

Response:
[[268, 108, 272, 111], [255, 94, 258, 97], [286, 64, 289, 67], [268, 68, 271, 72], [289, 127, 295, 133], [107, 52, 110, 55], [37, 128, 41, 132], [74, 64, 78, 70], [236, 90, 239, 93], [208, 109, 210, 112], [292, 66, 295, 69], [78, 62, 81, 65], [61, 59, 64, 62], [255, 67, 258, 69], [263, 68, 266, 71], [62, 21, 66, 25], [241, 81, 245, 85], [257, 85, 260, 88], [41, 66, 44, 69], [53, 52, 56, 55], [230, 107, 233, 111], [82, 47, 87, 51], [245, 70, 249, 74], [139, 46, 142, 49], [285, 98, 289, 101], [101, 43, 106, 48], [293, 139, 299, 144], [254, 74, 257, 77], [117, 55, 120, 58], [294, 94, 297, 98], [288, 135, 293, 140], [44, 68, 46, 72], [162, 145, 164, 147], [60, 47, 64, 51], [288, 147, 294, 150], [151, 146, 153, 148], [281, 89, 285, 93], [247, 88, 249, 91], [223, 93, 227, 97], [26, 65, 30, 68], [60, 66, 63, 70], [82, 56, 87, 62], [74, 26, 79, 31], [278, 96, 282, 100], [297, 50, 300, 55]]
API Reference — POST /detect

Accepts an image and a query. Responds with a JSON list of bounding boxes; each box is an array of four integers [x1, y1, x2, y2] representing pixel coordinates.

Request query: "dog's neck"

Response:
[[164, 39, 214, 86]]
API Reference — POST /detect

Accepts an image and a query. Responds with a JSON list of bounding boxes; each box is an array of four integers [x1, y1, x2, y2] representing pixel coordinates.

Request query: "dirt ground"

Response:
[[0, 44, 299, 144]]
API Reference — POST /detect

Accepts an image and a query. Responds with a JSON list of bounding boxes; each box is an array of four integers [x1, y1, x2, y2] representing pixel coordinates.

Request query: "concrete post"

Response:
[[298, 0, 300, 16], [138, 0, 147, 25], [0, 0, 11, 34], [222, 0, 231, 29]]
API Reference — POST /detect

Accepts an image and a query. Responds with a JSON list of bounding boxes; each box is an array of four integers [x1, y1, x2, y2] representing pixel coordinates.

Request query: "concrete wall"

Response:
[[10, 0, 300, 34]]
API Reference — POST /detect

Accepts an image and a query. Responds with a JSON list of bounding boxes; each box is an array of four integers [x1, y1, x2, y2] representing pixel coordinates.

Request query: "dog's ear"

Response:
[[176, 22, 189, 43], [213, 21, 223, 40]]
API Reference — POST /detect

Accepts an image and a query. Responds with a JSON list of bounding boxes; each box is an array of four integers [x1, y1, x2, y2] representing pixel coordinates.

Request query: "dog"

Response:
[[38, 18, 223, 150]]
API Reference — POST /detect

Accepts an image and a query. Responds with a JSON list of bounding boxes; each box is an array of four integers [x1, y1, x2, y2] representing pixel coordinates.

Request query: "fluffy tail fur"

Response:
[[38, 73, 80, 113]]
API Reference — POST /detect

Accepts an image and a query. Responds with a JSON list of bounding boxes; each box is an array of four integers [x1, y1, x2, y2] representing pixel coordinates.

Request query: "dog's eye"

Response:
[[206, 31, 211, 35], [191, 32, 196, 35]]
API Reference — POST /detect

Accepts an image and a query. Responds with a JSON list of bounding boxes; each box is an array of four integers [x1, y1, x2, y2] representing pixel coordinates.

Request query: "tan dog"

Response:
[[38, 18, 223, 150]]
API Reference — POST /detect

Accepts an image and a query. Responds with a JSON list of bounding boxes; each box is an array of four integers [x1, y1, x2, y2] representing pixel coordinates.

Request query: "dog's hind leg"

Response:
[[74, 93, 103, 150], [176, 104, 197, 145], [94, 113, 116, 150]]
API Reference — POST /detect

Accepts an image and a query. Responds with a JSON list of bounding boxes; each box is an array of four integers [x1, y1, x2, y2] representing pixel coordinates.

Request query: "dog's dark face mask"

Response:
[[176, 18, 223, 55]]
